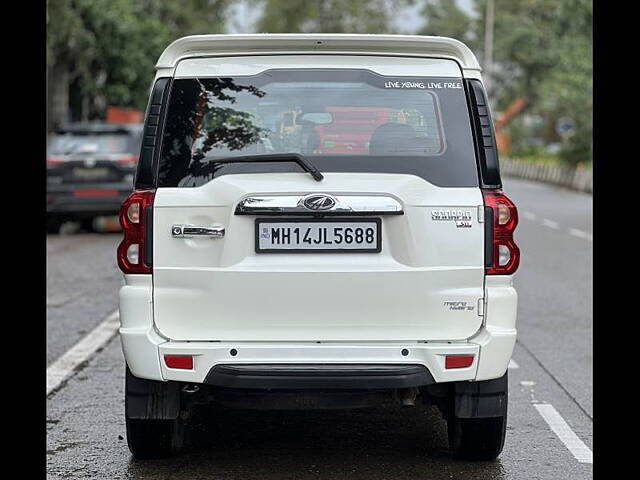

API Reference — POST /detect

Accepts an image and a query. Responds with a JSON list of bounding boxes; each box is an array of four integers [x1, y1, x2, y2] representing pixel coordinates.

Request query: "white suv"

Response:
[[118, 34, 519, 460]]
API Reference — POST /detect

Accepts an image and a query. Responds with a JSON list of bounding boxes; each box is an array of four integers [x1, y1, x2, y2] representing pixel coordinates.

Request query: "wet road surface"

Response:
[[46, 177, 593, 479]]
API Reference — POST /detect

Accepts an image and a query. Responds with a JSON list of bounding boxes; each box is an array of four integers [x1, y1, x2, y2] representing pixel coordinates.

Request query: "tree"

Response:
[[537, 0, 592, 165], [47, 0, 95, 129], [47, 0, 232, 129], [254, 0, 414, 34], [419, 0, 475, 48], [471, 0, 592, 164]]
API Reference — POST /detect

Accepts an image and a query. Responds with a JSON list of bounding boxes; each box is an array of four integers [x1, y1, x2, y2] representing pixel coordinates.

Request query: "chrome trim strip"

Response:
[[235, 194, 403, 216], [172, 225, 225, 238]]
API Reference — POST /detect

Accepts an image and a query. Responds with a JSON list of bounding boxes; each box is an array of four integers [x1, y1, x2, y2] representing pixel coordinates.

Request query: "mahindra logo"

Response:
[[302, 194, 336, 211]]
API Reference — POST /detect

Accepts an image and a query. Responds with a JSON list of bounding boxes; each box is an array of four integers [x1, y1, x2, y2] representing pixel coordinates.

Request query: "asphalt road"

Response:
[[46, 177, 593, 479]]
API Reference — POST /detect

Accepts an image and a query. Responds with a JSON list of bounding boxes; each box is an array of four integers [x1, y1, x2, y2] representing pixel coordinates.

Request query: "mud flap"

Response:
[[454, 372, 508, 419], [125, 367, 181, 420]]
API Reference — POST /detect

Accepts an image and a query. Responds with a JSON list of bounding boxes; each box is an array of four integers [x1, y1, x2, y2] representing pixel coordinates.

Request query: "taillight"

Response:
[[47, 156, 64, 166], [483, 189, 520, 275], [116, 155, 138, 166], [117, 190, 155, 274]]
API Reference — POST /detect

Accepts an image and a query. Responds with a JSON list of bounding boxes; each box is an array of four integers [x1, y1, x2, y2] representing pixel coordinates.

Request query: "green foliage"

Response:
[[47, 0, 231, 117], [537, 0, 592, 165], [48, 0, 592, 166], [420, 0, 592, 166], [477, 0, 561, 104], [254, 0, 414, 33], [419, 0, 475, 47], [477, 0, 591, 165]]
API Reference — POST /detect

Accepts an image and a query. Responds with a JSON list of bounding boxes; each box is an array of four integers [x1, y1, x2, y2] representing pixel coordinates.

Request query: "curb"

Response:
[[500, 158, 592, 194]]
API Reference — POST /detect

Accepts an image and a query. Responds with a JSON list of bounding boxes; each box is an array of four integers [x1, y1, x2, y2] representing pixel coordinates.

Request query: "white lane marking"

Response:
[[47, 310, 119, 396], [534, 403, 593, 464], [568, 228, 593, 241], [508, 359, 519, 369], [520, 380, 536, 386], [524, 212, 592, 242], [541, 218, 560, 229]]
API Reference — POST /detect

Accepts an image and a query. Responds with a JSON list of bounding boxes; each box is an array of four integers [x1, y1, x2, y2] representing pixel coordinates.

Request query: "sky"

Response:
[[226, 0, 477, 34]]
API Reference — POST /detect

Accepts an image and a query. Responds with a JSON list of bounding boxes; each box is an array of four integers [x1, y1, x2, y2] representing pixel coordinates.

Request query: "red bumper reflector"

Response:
[[164, 355, 193, 370], [73, 189, 119, 197], [445, 354, 474, 369]]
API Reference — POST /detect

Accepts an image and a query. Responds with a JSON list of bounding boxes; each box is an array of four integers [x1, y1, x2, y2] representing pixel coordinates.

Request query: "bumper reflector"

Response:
[[164, 355, 193, 370], [445, 354, 474, 369]]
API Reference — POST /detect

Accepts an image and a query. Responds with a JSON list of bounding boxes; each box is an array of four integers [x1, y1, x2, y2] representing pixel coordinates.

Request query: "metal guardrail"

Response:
[[500, 158, 592, 194]]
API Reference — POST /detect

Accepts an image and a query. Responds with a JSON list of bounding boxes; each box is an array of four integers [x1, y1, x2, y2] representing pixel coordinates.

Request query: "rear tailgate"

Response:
[[152, 172, 485, 341]]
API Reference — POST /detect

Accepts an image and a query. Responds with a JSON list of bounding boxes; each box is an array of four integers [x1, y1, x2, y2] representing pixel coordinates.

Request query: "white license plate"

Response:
[[256, 218, 381, 253]]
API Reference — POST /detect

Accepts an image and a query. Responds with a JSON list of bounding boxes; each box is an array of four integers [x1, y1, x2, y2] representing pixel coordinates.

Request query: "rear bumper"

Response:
[[119, 274, 517, 385], [204, 364, 434, 389], [159, 342, 480, 384], [47, 183, 131, 216]]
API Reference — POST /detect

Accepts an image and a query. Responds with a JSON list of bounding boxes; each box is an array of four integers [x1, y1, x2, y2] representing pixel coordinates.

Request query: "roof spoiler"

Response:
[[156, 34, 482, 73]]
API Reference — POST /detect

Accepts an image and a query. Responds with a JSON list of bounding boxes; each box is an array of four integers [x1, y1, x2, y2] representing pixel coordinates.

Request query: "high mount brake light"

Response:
[[483, 189, 520, 275], [117, 190, 155, 274]]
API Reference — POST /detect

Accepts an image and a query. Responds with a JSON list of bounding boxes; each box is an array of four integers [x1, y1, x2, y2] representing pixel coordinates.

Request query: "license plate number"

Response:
[[256, 218, 381, 253], [71, 167, 109, 180]]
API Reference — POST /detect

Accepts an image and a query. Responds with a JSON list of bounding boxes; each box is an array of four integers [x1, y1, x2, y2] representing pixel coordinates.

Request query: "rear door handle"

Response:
[[172, 225, 225, 238]]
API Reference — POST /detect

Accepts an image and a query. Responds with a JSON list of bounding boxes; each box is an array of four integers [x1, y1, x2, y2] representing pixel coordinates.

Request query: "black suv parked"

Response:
[[47, 123, 143, 233]]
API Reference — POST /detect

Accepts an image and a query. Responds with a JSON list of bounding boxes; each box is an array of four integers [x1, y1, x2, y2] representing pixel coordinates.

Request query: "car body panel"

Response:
[[152, 172, 486, 341], [118, 35, 518, 390]]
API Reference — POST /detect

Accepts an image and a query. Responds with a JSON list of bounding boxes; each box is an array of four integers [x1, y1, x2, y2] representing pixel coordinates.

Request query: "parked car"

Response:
[[118, 34, 520, 460], [47, 122, 143, 233]]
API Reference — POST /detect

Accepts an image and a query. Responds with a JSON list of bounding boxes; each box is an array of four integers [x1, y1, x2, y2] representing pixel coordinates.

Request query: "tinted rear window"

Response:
[[157, 69, 478, 187]]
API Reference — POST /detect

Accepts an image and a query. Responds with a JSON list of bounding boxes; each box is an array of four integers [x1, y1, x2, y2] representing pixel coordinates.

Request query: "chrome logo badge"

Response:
[[302, 194, 337, 211]]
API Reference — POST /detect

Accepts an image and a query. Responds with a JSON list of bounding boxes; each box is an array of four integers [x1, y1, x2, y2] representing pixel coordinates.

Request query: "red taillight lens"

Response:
[[445, 354, 475, 369], [117, 190, 155, 274], [483, 189, 520, 275], [116, 155, 138, 166], [164, 355, 193, 370], [47, 156, 64, 166]]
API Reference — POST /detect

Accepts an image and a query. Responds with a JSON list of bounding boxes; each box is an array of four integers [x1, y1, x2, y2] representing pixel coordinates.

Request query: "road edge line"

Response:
[[47, 309, 119, 396]]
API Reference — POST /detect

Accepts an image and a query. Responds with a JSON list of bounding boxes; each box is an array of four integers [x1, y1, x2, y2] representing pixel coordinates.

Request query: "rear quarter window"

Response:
[[157, 69, 479, 187]]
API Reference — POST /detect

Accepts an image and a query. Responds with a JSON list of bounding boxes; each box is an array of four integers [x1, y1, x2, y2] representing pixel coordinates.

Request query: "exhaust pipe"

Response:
[[398, 387, 418, 407]]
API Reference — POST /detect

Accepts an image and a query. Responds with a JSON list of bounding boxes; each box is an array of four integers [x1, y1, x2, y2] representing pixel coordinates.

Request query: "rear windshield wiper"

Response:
[[197, 153, 324, 182]]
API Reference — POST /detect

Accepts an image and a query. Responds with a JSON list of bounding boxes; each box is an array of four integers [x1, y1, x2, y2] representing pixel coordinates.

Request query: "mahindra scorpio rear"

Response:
[[118, 34, 519, 460]]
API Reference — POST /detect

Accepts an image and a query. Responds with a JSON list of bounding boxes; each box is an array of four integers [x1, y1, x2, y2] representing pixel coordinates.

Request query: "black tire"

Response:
[[447, 414, 507, 460], [126, 416, 184, 459], [125, 367, 184, 459], [47, 217, 62, 234], [80, 217, 95, 233]]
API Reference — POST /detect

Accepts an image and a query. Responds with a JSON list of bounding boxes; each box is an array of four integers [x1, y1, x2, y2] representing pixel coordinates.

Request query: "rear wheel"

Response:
[[125, 367, 184, 459], [80, 217, 95, 233], [447, 414, 507, 460], [126, 417, 184, 459], [47, 217, 62, 234]]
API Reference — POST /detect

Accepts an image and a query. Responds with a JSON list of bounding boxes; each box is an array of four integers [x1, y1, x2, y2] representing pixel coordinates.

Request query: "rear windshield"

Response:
[[157, 69, 478, 187], [49, 133, 134, 155]]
